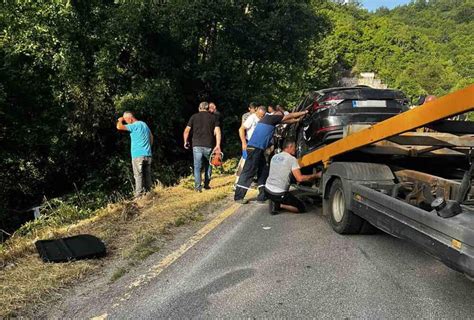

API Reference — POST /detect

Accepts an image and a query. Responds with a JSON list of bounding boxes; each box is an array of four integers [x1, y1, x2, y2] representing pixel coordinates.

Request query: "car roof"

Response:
[[316, 85, 396, 93], [311, 86, 407, 99]]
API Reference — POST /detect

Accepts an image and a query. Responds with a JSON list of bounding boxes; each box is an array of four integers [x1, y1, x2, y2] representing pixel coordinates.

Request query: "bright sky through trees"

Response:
[[361, 0, 412, 11]]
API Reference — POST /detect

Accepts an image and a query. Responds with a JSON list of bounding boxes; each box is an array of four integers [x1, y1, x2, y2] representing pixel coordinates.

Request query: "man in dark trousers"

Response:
[[116, 111, 154, 198], [183, 102, 221, 192], [265, 139, 320, 215], [234, 109, 308, 203]]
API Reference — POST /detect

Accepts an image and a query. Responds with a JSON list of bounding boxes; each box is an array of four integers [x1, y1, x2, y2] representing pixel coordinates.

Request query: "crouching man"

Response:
[[264, 139, 320, 214]]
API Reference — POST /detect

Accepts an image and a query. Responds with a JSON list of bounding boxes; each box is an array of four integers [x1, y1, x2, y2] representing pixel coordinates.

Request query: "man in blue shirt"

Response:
[[234, 109, 308, 203], [117, 111, 154, 198]]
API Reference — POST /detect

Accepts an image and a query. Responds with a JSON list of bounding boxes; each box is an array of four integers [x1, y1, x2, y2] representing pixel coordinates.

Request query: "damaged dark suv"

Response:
[[278, 86, 409, 157]]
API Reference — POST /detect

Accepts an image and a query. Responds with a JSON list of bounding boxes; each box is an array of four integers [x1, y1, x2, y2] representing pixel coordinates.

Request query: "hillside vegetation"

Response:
[[0, 175, 237, 317], [1, 0, 472, 231], [308, 0, 473, 98]]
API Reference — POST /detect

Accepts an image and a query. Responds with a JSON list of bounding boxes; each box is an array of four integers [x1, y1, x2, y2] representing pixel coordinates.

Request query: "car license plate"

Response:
[[352, 100, 387, 108]]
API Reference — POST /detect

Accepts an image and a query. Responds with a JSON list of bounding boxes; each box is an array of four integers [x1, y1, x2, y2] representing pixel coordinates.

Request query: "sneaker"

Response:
[[235, 199, 249, 204], [204, 185, 211, 190]]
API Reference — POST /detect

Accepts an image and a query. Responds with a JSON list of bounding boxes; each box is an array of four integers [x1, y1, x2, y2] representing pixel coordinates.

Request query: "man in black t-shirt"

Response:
[[183, 102, 222, 192]]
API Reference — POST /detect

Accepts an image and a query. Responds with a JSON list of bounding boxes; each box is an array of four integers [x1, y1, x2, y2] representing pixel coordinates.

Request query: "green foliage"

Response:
[[306, 0, 473, 100], [223, 157, 240, 174], [110, 267, 128, 283], [125, 233, 160, 262], [1, 0, 472, 233], [14, 198, 95, 237], [0, 0, 326, 232]]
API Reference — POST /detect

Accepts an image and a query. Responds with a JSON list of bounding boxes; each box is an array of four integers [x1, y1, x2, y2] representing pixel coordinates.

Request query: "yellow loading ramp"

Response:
[[298, 84, 474, 168]]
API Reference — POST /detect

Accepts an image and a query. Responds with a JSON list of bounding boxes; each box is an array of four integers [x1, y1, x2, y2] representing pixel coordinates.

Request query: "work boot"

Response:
[[269, 200, 280, 215], [256, 189, 267, 203]]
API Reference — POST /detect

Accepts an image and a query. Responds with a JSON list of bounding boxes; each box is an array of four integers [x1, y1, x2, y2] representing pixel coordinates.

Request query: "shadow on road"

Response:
[[162, 268, 255, 317]]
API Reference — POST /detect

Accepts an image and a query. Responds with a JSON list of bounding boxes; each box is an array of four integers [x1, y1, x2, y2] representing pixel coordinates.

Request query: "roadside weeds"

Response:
[[0, 175, 235, 317]]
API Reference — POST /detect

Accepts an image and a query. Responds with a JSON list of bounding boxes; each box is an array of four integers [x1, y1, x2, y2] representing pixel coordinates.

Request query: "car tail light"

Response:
[[312, 101, 324, 111], [322, 96, 344, 105], [316, 126, 340, 134], [313, 96, 344, 111]]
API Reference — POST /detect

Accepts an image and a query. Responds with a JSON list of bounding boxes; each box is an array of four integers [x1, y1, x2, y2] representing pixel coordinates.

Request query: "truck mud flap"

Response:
[[350, 183, 474, 279]]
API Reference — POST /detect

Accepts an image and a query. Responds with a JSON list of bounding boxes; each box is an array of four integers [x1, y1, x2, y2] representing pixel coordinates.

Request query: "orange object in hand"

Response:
[[210, 152, 224, 167]]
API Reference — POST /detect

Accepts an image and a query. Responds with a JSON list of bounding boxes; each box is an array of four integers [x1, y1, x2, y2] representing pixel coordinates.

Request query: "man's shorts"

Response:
[[264, 189, 306, 213]]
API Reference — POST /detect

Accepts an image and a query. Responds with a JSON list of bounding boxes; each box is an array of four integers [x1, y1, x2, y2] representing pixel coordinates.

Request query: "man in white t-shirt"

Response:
[[241, 106, 266, 142], [242, 102, 257, 123], [265, 139, 320, 214], [234, 106, 267, 185]]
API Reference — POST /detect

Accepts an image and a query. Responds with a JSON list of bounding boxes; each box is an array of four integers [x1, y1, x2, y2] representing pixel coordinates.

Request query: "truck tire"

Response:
[[466, 274, 474, 282], [359, 220, 378, 235], [328, 178, 363, 234]]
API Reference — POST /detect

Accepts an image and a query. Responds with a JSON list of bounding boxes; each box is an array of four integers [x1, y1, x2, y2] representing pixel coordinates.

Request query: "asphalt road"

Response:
[[98, 199, 474, 319]]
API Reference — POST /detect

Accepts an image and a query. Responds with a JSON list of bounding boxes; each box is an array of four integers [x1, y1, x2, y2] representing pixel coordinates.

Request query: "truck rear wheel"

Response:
[[359, 221, 378, 235], [328, 179, 363, 234]]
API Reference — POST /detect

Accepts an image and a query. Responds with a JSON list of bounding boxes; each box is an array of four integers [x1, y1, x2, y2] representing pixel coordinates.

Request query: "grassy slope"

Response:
[[0, 175, 236, 317]]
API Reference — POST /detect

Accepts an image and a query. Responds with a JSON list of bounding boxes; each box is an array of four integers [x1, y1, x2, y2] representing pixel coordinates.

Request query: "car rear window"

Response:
[[320, 88, 407, 101], [317, 88, 409, 110]]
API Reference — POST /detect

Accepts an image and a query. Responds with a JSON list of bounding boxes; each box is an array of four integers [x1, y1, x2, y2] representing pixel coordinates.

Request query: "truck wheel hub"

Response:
[[332, 188, 345, 223]]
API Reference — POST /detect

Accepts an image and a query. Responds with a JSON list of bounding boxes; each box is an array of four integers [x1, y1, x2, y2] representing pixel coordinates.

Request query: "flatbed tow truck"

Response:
[[296, 84, 474, 280]]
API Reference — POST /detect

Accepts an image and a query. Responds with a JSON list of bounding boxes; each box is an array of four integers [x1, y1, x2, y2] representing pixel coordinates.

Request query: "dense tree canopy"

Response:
[[0, 0, 327, 230], [307, 0, 473, 98], [0, 0, 472, 231]]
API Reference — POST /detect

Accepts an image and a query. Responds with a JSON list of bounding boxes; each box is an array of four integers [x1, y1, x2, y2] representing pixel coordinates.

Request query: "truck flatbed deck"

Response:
[[296, 85, 474, 279]]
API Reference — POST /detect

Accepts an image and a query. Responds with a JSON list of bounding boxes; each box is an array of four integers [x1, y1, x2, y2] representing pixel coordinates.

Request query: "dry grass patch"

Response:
[[110, 266, 128, 283], [0, 175, 235, 317], [0, 257, 98, 315]]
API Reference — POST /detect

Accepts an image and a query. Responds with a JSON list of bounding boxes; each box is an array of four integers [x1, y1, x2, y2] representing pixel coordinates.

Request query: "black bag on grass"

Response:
[[35, 234, 106, 263]]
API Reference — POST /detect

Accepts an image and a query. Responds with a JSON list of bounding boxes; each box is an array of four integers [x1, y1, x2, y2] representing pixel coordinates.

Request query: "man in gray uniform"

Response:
[[265, 139, 320, 214]]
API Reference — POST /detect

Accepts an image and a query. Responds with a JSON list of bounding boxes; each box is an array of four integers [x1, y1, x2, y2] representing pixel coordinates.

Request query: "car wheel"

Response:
[[328, 179, 363, 234]]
